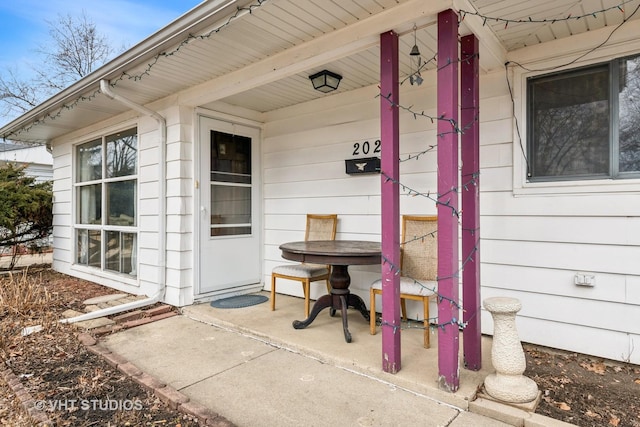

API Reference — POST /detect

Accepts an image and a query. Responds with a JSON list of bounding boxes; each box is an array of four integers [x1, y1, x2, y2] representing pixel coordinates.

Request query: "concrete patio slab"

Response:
[[100, 292, 568, 426], [102, 315, 276, 390], [449, 411, 513, 427], [182, 347, 461, 427], [181, 292, 491, 410]]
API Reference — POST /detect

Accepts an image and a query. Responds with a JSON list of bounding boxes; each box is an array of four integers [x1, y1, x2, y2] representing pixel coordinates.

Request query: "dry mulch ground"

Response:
[[0, 267, 200, 426], [0, 266, 639, 426], [524, 344, 640, 427]]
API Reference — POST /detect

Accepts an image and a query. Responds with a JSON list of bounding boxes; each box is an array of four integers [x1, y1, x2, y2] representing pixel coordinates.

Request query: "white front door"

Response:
[[197, 116, 261, 297]]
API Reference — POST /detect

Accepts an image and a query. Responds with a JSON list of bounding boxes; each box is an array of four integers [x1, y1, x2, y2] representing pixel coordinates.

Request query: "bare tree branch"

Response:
[[37, 11, 113, 88], [0, 69, 40, 118], [0, 10, 114, 124]]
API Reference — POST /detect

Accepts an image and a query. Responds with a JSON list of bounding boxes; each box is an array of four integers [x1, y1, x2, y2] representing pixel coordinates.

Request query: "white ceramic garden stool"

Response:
[[483, 297, 539, 403]]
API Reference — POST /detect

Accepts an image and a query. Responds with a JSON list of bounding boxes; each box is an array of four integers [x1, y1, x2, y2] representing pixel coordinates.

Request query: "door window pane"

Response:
[[77, 138, 102, 182], [211, 226, 252, 237], [107, 180, 136, 226], [77, 184, 102, 224], [106, 128, 137, 178], [210, 185, 251, 236], [210, 131, 252, 237], [210, 131, 251, 183]]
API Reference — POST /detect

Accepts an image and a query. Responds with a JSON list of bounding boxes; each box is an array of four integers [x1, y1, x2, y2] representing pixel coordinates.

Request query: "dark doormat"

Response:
[[210, 294, 269, 309]]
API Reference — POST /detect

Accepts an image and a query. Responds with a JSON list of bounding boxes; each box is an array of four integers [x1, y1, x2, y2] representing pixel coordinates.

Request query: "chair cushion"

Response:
[[272, 264, 329, 278], [371, 277, 436, 296]]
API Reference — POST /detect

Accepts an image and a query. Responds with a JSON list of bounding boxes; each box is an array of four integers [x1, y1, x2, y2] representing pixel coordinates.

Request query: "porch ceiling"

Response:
[[1, 0, 638, 143]]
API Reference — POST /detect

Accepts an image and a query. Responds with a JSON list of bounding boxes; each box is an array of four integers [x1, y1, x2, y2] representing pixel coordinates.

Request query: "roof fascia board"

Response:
[[179, 0, 452, 106], [97, 0, 251, 81]]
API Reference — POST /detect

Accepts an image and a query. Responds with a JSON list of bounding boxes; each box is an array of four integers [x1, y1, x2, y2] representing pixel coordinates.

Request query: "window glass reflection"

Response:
[[106, 128, 137, 178]]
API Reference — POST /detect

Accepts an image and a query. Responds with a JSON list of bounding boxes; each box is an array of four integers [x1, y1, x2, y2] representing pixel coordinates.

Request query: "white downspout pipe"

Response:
[[60, 80, 167, 324]]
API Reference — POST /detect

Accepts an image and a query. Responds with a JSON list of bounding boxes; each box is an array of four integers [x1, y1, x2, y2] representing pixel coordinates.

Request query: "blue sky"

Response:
[[0, 0, 203, 72]]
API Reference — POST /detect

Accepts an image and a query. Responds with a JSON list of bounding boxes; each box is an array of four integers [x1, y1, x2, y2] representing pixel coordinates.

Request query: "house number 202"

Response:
[[352, 139, 381, 156]]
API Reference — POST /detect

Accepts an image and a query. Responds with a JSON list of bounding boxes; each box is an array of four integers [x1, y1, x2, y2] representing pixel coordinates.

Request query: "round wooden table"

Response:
[[279, 240, 381, 343]]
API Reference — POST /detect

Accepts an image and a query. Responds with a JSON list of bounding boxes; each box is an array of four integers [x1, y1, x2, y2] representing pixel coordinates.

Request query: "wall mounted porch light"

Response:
[[309, 70, 342, 93]]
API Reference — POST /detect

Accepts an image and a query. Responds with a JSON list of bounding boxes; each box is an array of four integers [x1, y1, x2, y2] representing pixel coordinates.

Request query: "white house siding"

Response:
[[264, 85, 383, 304], [51, 114, 144, 294], [51, 143, 72, 269], [479, 22, 640, 364], [50, 105, 196, 306], [45, 17, 640, 364], [162, 106, 195, 307], [261, 28, 640, 364], [262, 80, 446, 310]]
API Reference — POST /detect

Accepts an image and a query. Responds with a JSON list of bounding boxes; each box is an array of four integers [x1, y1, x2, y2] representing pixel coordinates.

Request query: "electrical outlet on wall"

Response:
[[574, 272, 596, 287]]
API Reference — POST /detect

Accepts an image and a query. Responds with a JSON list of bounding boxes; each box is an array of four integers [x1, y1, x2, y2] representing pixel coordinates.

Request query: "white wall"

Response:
[[142, 105, 195, 307], [46, 19, 640, 364], [480, 22, 640, 364], [51, 115, 146, 295], [261, 31, 640, 364], [50, 105, 196, 306], [262, 80, 441, 308]]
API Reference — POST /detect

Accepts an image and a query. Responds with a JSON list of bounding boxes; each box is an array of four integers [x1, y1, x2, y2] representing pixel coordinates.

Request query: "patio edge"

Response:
[[77, 332, 237, 427], [180, 306, 578, 427], [0, 366, 53, 426]]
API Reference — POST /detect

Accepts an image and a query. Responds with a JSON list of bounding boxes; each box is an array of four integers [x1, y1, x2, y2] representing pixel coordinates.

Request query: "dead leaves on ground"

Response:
[[2, 269, 202, 426], [608, 415, 621, 426], [580, 361, 607, 375], [526, 344, 640, 427], [582, 408, 623, 427], [585, 409, 601, 418]]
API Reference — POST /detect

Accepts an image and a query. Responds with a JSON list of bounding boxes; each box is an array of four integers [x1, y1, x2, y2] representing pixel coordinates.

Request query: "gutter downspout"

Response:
[[60, 80, 167, 324]]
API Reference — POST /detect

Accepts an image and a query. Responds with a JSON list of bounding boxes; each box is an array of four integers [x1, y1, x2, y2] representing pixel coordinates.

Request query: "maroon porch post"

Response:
[[461, 34, 482, 371], [437, 9, 460, 392], [379, 30, 401, 373]]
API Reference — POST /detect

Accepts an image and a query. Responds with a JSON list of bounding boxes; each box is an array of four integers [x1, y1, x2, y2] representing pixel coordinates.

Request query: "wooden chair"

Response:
[[369, 215, 437, 348], [271, 214, 338, 317]]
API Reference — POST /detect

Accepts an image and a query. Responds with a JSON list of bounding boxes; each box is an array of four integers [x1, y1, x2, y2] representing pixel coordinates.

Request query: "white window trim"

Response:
[[511, 28, 640, 197], [70, 263, 139, 287]]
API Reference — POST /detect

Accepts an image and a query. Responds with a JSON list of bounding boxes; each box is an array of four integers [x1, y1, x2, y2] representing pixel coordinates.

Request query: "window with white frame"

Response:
[[527, 54, 640, 181], [75, 127, 138, 276]]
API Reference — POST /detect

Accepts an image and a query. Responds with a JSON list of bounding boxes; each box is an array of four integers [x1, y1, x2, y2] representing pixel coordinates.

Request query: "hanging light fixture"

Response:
[[309, 70, 342, 93], [409, 24, 423, 86]]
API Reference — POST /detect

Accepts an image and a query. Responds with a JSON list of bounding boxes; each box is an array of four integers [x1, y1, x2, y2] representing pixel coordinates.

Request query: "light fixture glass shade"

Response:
[[309, 70, 342, 93]]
